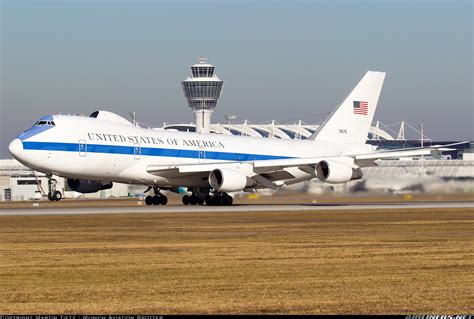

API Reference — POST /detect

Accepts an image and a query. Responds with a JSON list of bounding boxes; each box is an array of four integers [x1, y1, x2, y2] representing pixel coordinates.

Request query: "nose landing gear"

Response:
[[144, 186, 168, 206], [47, 177, 62, 201]]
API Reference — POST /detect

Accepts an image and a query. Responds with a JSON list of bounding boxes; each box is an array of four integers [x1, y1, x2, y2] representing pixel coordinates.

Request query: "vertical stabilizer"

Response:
[[311, 71, 386, 144]]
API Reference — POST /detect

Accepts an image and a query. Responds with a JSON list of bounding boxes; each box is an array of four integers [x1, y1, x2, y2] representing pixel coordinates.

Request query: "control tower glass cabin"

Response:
[[182, 58, 224, 134]]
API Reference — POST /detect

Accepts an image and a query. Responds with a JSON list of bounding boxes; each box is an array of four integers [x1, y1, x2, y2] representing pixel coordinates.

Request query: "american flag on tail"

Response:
[[353, 101, 368, 115]]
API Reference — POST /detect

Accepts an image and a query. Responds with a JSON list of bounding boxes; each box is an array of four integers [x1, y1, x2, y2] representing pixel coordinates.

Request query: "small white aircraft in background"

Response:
[[8, 71, 441, 205]]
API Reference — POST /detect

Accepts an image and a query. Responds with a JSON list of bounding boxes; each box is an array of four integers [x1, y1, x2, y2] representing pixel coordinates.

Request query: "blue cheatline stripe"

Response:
[[22, 141, 293, 161]]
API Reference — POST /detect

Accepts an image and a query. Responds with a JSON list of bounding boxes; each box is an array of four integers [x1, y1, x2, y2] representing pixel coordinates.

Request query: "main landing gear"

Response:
[[206, 191, 233, 206], [145, 186, 168, 206], [182, 189, 233, 206], [47, 177, 62, 201], [182, 194, 204, 205]]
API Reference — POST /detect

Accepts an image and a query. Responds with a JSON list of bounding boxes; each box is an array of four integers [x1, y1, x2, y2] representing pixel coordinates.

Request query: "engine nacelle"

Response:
[[208, 168, 249, 192], [67, 179, 113, 193], [315, 160, 363, 184]]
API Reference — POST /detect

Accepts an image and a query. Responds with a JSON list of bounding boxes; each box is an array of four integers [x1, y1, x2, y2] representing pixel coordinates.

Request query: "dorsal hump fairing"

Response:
[[311, 71, 386, 144], [89, 110, 134, 126]]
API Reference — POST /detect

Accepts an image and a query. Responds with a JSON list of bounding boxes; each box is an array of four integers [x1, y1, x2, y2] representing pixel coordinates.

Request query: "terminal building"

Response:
[[1, 58, 473, 201]]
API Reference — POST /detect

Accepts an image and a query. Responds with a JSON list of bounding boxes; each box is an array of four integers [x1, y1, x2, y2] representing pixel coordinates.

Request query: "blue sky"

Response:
[[1, 0, 472, 156]]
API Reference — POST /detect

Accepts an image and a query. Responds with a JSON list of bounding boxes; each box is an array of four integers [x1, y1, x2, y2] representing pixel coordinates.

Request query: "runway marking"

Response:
[[0, 202, 473, 216]]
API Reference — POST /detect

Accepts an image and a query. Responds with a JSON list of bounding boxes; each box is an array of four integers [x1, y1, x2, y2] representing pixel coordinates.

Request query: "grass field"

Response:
[[1, 207, 473, 314]]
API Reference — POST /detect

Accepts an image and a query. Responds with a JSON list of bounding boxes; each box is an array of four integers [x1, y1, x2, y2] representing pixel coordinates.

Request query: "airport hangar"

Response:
[[1, 58, 473, 201]]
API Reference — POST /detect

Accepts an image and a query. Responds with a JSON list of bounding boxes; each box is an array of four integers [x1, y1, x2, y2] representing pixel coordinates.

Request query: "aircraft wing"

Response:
[[146, 160, 317, 189], [353, 141, 468, 166], [147, 143, 457, 174], [146, 142, 466, 189], [355, 149, 430, 160]]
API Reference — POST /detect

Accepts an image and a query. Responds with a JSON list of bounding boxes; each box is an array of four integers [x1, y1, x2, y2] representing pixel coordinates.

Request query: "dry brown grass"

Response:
[[0, 208, 473, 314]]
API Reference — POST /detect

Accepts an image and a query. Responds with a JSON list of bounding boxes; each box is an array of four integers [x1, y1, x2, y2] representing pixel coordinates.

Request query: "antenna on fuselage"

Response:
[[129, 112, 137, 126]]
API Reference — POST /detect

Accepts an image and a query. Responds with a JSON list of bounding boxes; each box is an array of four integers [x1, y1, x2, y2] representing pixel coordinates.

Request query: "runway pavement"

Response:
[[0, 201, 473, 216]]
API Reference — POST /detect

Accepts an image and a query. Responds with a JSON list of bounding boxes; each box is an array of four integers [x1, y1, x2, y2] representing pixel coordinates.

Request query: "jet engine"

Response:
[[208, 168, 250, 192], [315, 160, 363, 184], [67, 179, 113, 193]]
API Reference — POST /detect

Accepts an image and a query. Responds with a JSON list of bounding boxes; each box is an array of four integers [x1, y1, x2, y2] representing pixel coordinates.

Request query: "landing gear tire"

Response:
[[53, 191, 62, 201], [182, 195, 190, 205], [47, 191, 62, 201], [160, 196, 168, 205], [145, 195, 153, 206]]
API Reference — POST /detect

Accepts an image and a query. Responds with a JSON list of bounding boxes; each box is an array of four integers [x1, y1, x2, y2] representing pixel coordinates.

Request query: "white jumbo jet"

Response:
[[7, 71, 440, 205]]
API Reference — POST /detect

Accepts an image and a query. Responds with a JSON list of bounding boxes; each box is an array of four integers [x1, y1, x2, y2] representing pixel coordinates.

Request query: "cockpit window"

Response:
[[35, 120, 55, 126]]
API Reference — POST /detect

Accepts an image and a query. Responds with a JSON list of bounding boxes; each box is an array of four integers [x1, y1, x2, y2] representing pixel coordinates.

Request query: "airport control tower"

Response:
[[182, 58, 224, 134]]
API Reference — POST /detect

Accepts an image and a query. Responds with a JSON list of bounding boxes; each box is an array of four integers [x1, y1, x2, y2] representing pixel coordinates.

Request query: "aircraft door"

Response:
[[133, 143, 141, 160], [79, 140, 87, 157], [198, 146, 206, 163]]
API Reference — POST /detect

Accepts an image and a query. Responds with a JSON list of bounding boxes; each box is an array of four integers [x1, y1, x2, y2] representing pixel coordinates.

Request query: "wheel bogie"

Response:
[[144, 188, 168, 206], [182, 194, 206, 205], [181, 190, 233, 206], [194, 192, 233, 206]]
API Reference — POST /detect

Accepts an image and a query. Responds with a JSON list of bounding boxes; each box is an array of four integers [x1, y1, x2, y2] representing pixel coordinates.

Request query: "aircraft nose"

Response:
[[8, 138, 23, 159]]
